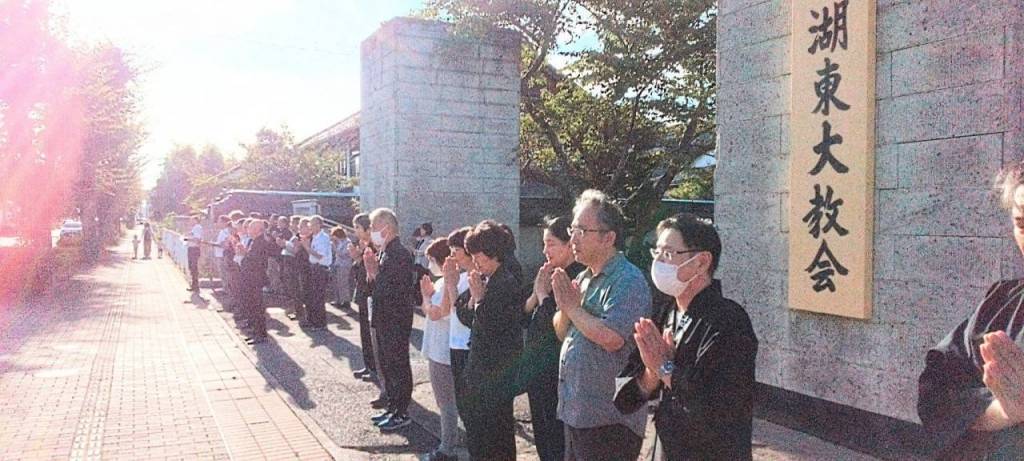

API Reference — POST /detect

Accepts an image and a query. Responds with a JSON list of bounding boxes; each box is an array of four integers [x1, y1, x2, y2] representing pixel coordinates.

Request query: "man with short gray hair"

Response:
[[300, 215, 332, 330], [363, 208, 416, 432], [552, 189, 651, 460]]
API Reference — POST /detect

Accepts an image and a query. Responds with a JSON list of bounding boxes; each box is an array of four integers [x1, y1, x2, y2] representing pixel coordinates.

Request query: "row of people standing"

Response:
[[205, 212, 354, 344], [355, 188, 759, 461]]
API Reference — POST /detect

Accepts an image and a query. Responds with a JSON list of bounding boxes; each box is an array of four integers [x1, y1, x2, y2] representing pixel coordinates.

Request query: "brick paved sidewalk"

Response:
[[0, 240, 350, 461]]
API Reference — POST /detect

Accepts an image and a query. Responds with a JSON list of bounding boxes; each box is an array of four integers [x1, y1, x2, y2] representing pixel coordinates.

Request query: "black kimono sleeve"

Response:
[[678, 331, 757, 460], [917, 289, 997, 450]]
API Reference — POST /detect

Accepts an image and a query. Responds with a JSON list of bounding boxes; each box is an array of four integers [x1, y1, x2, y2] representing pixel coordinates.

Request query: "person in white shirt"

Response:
[[417, 237, 463, 461], [184, 215, 204, 291], [442, 227, 474, 431], [213, 215, 231, 295], [300, 215, 332, 330]]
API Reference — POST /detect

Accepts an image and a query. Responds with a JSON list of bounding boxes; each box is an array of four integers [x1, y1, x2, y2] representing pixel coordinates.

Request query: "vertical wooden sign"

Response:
[[789, 0, 876, 319]]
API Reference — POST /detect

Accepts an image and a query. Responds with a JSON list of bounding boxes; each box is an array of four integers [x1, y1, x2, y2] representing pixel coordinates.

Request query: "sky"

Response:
[[56, 0, 426, 190]]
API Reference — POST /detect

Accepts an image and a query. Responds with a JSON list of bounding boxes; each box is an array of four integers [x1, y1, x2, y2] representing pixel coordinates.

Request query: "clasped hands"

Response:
[[980, 331, 1024, 424]]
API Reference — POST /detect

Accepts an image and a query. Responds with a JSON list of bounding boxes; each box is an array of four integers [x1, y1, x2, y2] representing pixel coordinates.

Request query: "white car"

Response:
[[59, 220, 83, 239]]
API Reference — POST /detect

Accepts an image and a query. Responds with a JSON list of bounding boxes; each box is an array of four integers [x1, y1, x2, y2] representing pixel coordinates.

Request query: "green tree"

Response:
[[0, 0, 81, 243], [73, 44, 146, 258], [667, 166, 714, 200], [149, 145, 198, 218], [236, 126, 347, 192], [426, 0, 716, 244], [0, 0, 144, 260], [185, 145, 235, 210]]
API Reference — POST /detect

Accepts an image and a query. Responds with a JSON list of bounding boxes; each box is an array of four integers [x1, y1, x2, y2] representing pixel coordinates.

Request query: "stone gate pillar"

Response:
[[360, 18, 521, 240]]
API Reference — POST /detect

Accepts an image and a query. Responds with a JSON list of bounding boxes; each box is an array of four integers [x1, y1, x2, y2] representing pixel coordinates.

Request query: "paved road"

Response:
[[0, 240, 879, 460], [0, 241, 342, 460]]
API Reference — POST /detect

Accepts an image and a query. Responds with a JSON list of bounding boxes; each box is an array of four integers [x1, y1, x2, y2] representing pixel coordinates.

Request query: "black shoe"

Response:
[[378, 414, 411, 432], [352, 368, 370, 378], [244, 336, 267, 345], [370, 410, 391, 424], [286, 313, 298, 320], [370, 397, 389, 409], [361, 370, 378, 382]]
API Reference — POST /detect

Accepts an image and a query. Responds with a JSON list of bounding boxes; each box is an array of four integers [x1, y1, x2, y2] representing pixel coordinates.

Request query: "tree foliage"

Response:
[[73, 44, 145, 258], [0, 0, 144, 259], [425, 0, 716, 242], [148, 126, 349, 218]]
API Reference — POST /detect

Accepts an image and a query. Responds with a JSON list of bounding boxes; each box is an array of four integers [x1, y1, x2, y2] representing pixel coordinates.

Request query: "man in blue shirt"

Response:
[[553, 189, 652, 461]]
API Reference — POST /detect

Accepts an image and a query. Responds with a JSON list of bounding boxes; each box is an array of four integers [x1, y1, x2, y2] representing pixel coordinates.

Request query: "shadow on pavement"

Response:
[[252, 338, 316, 410]]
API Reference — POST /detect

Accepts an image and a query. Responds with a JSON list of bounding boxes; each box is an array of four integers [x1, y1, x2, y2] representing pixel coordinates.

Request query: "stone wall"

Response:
[[360, 18, 521, 240], [715, 0, 1023, 422]]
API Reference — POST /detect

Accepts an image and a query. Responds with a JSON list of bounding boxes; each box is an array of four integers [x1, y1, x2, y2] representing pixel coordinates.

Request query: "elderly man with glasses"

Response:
[[551, 189, 653, 461]]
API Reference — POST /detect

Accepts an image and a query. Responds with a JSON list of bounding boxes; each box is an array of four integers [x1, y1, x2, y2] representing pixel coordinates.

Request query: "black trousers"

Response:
[[242, 282, 266, 338], [378, 316, 413, 414], [565, 424, 643, 461], [305, 265, 328, 327], [527, 369, 564, 461], [187, 247, 200, 289], [294, 266, 310, 322], [355, 295, 375, 371], [463, 375, 516, 461], [450, 348, 469, 420]]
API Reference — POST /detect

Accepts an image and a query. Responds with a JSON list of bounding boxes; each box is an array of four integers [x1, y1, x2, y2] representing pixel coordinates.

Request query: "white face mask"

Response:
[[371, 230, 386, 247], [651, 254, 700, 297]]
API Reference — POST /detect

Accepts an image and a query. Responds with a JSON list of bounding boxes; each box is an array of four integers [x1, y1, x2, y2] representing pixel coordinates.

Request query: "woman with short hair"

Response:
[[456, 221, 523, 461], [417, 237, 461, 461]]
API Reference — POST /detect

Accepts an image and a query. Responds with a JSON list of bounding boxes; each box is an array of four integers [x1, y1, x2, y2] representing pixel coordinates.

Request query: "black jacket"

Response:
[[457, 262, 524, 399], [614, 280, 758, 461], [369, 238, 415, 328], [239, 234, 275, 289], [918, 279, 1024, 460]]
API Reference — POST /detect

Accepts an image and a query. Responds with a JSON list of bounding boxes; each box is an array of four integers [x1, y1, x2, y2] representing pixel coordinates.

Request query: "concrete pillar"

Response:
[[360, 17, 521, 240]]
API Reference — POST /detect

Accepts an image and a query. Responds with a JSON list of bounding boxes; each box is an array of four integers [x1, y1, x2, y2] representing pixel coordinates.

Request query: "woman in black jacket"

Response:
[[456, 220, 523, 461]]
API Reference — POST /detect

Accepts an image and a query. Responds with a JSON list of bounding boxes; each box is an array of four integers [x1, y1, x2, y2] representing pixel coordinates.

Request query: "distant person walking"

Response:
[[142, 223, 154, 259], [185, 215, 203, 292], [131, 233, 140, 260]]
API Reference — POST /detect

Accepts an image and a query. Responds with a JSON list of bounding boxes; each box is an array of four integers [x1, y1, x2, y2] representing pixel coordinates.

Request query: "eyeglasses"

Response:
[[649, 248, 703, 262], [567, 226, 610, 238]]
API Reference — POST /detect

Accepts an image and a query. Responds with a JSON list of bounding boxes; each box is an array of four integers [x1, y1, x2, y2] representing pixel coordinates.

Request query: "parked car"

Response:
[[58, 219, 83, 245]]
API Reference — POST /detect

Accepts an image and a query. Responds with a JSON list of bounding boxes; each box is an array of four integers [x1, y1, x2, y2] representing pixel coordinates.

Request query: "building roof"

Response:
[[296, 112, 360, 150]]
